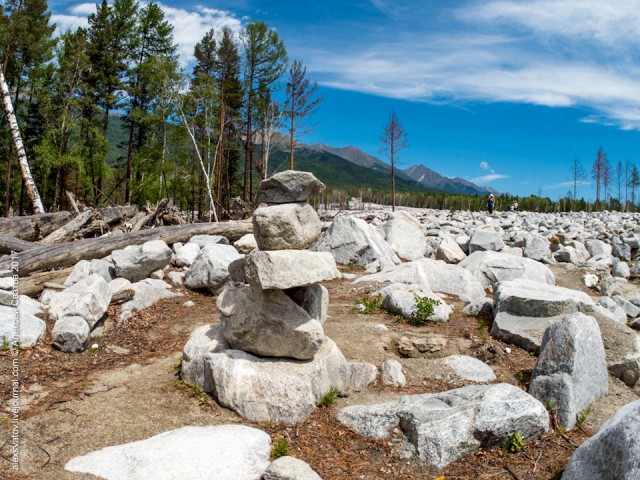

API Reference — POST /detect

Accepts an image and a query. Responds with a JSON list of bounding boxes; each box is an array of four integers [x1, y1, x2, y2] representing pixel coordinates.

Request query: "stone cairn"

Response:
[[181, 171, 360, 424]]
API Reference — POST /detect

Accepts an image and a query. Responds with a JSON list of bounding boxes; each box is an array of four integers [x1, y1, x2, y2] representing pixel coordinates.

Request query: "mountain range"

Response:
[[286, 141, 497, 196]]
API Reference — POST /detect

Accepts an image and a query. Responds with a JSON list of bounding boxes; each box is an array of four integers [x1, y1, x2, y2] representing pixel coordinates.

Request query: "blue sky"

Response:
[[49, 0, 640, 200]]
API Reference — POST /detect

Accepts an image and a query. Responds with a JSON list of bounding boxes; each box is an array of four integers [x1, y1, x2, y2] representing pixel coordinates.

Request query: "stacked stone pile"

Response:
[[182, 171, 374, 424]]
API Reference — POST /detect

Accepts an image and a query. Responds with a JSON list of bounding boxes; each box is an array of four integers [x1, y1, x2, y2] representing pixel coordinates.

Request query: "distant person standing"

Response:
[[487, 194, 495, 214]]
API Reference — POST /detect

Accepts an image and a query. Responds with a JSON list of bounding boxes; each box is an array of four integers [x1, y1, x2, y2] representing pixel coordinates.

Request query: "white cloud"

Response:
[[470, 173, 510, 183], [304, 2, 640, 131], [70, 3, 97, 16], [52, 14, 89, 34]]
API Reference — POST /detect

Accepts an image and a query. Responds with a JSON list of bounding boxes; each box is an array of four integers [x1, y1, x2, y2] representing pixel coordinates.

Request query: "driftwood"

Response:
[[40, 210, 97, 245], [0, 206, 138, 241], [17, 267, 74, 297], [1, 220, 253, 276], [0, 235, 39, 254], [0, 211, 74, 240]]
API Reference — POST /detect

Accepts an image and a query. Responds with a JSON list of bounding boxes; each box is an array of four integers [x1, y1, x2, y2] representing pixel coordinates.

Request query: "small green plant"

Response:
[[556, 424, 566, 436], [353, 297, 382, 314], [318, 387, 339, 407], [198, 396, 207, 406], [173, 356, 183, 376], [477, 318, 487, 329], [503, 430, 527, 453], [271, 439, 289, 460], [497, 375, 505, 383], [546, 398, 557, 411], [576, 407, 591, 428], [409, 295, 441, 326]]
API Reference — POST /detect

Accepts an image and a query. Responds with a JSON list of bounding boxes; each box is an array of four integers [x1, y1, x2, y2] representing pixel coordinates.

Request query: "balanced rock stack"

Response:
[[181, 171, 355, 424]]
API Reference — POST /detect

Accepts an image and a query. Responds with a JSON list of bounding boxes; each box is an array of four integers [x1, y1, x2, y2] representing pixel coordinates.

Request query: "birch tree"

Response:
[[0, 68, 44, 213]]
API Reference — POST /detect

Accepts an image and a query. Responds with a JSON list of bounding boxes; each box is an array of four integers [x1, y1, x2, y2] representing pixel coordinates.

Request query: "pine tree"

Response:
[[380, 111, 408, 212], [241, 20, 287, 201], [284, 60, 321, 170]]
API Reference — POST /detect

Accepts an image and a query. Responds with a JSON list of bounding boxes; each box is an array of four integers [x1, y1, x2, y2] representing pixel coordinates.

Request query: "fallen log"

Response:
[[40, 210, 96, 245], [17, 267, 74, 297], [0, 235, 39, 254], [1, 220, 253, 276], [0, 206, 138, 241], [0, 211, 73, 240]]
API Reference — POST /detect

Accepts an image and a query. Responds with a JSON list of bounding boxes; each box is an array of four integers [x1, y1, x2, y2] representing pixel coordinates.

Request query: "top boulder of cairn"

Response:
[[257, 170, 325, 204]]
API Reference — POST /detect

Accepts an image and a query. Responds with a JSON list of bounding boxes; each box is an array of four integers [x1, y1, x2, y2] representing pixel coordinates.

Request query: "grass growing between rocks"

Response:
[[318, 387, 340, 408], [409, 295, 441, 326]]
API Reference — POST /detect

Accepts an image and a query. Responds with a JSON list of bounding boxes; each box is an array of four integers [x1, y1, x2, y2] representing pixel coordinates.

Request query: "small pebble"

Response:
[[504, 347, 511, 354]]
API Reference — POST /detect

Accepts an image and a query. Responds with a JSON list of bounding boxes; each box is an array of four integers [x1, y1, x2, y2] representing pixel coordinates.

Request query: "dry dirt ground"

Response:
[[1, 263, 639, 480]]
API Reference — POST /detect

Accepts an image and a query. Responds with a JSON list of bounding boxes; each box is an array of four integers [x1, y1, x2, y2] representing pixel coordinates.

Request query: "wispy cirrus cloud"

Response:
[[303, 1, 640, 131], [471, 173, 510, 184]]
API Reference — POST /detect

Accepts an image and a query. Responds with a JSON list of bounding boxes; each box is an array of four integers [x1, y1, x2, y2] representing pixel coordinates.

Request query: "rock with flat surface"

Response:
[[65, 425, 271, 480], [459, 251, 555, 290], [263, 457, 321, 480], [218, 284, 324, 360], [597, 296, 627, 324], [314, 215, 400, 271], [380, 213, 428, 261], [188, 234, 229, 248], [257, 170, 325, 204], [348, 362, 379, 388], [181, 324, 228, 392], [529, 313, 608, 430], [436, 236, 466, 264], [356, 258, 485, 303], [381, 358, 406, 386], [380, 283, 451, 322], [468, 229, 505, 254], [234, 233, 257, 254], [491, 279, 595, 352], [521, 232, 551, 261], [243, 250, 340, 290], [184, 244, 243, 293], [0, 305, 46, 347], [337, 383, 548, 469], [119, 279, 178, 323], [446, 355, 496, 382], [563, 399, 640, 480], [48, 274, 112, 329], [174, 242, 200, 268], [284, 284, 329, 324], [205, 338, 349, 423], [112, 240, 172, 282], [253, 203, 322, 251], [52, 316, 90, 353]]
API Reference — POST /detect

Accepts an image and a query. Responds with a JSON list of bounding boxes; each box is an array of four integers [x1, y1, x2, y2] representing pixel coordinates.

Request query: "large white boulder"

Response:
[[119, 279, 179, 323], [257, 170, 325, 204], [468, 229, 505, 254], [205, 338, 350, 423], [0, 304, 46, 347], [174, 242, 200, 268], [379, 213, 428, 261], [563, 399, 640, 480], [218, 284, 324, 360], [65, 425, 271, 480], [337, 383, 548, 469], [459, 251, 555, 290], [436, 236, 466, 264], [51, 316, 90, 353], [49, 274, 112, 329], [184, 244, 243, 293], [112, 240, 172, 282], [253, 203, 322, 251], [529, 313, 608, 430], [181, 324, 228, 392], [243, 250, 340, 290], [356, 258, 485, 303], [314, 215, 401, 270]]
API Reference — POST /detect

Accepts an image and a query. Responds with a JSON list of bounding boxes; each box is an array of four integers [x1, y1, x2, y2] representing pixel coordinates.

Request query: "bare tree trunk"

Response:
[[0, 69, 44, 214]]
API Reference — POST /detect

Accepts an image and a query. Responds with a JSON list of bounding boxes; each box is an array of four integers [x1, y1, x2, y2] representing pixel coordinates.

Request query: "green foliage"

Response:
[[271, 439, 289, 460], [318, 387, 339, 408], [546, 398, 557, 411], [409, 295, 441, 326], [503, 430, 526, 453], [576, 407, 591, 428], [556, 424, 566, 436], [173, 356, 183, 376], [353, 296, 381, 314]]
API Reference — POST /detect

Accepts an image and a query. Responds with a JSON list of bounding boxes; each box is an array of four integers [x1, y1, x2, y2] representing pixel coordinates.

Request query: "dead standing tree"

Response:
[[380, 110, 408, 212], [284, 60, 322, 170], [0, 68, 44, 214]]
